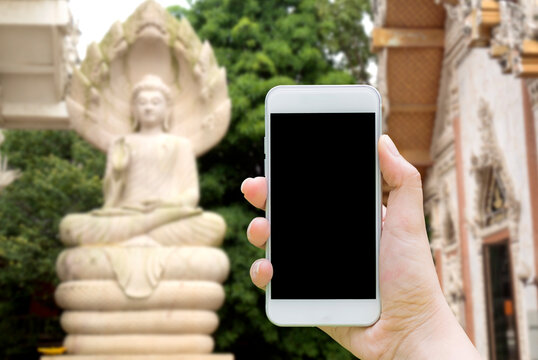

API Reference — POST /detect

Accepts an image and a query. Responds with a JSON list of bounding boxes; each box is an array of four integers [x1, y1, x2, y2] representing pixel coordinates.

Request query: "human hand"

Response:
[[240, 135, 481, 360]]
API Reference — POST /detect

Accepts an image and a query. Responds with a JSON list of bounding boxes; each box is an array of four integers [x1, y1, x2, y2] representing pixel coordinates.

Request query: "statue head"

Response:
[[131, 75, 172, 132]]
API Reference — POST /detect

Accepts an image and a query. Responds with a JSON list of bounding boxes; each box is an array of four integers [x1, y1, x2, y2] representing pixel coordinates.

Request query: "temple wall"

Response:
[[455, 47, 537, 360]]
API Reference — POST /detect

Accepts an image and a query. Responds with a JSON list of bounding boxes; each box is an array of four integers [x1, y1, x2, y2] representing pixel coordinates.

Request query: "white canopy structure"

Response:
[[0, 0, 76, 129]]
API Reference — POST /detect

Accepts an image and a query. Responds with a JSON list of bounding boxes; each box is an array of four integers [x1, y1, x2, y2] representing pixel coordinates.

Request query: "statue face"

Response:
[[133, 89, 168, 129]]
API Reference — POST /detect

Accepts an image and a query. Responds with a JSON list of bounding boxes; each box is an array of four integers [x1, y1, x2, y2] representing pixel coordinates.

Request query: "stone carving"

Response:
[[443, 212, 457, 247], [443, 0, 538, 76], [371, 0, 386, 27], [525, 78, 538, 110], [0, 130, 20, 193], [469, 99, 520, 238], [49, 1, 233, 358], [67, 4, 230, 156], [438, 0, 478, 24], [489, 2, 525, 72], [62, 13, 80, 80], [444, 255, 465, 323], [468, 99, 529, 360], [493, 2, 526, 50], [431, 65, 459, 147]]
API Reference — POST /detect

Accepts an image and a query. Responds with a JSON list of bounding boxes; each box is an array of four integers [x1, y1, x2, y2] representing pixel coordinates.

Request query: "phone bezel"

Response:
[[264, 85, 382, 326]]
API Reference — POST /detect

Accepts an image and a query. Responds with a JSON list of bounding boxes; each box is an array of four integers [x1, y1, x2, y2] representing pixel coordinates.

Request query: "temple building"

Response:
[[0, 0, 76, 129], [0, 0, 75, 193], [0, 0, 75, 189], [372, 0, 538, 359]]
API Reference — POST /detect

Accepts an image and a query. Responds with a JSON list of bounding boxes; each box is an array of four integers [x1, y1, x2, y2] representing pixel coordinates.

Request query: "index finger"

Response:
[[241, 177, 267, 210]]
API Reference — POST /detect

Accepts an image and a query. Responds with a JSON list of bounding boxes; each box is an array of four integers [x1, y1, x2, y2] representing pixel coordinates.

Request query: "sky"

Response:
[[362, 15, 378, 84], [69, 0, 377, 83]]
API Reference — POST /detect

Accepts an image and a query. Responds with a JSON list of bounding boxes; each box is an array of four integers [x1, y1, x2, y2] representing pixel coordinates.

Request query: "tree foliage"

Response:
[[0, 0, 370, 358], [0, 131, 105, 358], [318, 0, 372, 82]]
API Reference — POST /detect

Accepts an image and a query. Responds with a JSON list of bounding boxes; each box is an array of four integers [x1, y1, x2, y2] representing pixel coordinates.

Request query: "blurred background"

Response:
[[0, 0, 537, 359]]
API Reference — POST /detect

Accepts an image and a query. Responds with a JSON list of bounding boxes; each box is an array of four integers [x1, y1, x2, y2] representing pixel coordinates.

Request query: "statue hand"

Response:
[[138, 199, 165, 212], [139, 198, 197, 211], [111, 138, 130, 176], [161, 192, 198, 208], [240, 135, 481, 360], [115, 199, 162, 213], [142, 199, 162, 206]]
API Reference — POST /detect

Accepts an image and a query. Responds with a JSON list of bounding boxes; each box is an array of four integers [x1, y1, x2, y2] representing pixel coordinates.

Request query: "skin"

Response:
[[241, 134, 482, 360]]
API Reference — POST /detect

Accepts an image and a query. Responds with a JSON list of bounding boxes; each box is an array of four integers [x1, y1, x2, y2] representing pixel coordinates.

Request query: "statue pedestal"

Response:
[[42, 355, 234, 360], [53, 245, 230, 357]]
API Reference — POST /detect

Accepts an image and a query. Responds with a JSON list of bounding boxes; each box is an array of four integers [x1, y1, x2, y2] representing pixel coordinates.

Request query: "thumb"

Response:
[[378, 134, 425, 235]]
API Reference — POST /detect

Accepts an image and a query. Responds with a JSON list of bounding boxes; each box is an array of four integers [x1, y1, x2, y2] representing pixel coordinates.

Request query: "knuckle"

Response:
[[403, 164, 422, 189]]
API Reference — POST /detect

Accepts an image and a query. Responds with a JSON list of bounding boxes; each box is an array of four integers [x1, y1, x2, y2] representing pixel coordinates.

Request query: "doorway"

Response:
[[483, 240, 519, 360]]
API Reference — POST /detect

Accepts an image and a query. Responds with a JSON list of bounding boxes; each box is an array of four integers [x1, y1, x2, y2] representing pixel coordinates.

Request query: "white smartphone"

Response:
[[264, 85, 382, 326]]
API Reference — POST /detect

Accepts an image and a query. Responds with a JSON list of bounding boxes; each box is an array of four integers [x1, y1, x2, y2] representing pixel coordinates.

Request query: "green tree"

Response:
[[0, 0, 371, 358], [318, 0, 373, 82], [0, 130, 105, 358]]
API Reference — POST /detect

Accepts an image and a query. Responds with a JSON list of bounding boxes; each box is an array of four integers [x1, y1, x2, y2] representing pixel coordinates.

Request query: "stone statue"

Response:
[[45, 1, 234, 359], [60, 75, 225, 251]]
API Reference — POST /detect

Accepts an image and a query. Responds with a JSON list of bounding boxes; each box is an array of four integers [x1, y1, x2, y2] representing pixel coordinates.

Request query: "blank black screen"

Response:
[[270, 112, 376, 299]]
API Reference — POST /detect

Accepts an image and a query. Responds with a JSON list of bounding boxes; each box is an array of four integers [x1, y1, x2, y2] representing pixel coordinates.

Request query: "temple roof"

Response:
[[372, 0, 446, 200], [371, 0, 538, 201]]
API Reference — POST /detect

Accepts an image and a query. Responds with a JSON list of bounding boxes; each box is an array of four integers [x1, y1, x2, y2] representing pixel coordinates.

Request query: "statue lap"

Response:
[[60, 208, 226, 247]]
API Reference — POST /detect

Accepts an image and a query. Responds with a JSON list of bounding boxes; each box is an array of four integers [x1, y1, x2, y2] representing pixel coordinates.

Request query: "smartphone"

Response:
[[264, 85, 381, 326]]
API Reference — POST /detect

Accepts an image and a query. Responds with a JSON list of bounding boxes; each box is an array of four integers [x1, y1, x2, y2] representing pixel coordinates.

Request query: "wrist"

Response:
[[396, 296, 481, 360]]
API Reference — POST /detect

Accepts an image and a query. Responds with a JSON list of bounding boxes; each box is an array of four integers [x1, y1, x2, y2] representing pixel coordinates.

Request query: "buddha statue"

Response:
[[49, 3, 233, 357], [59, 75, 225, 248]]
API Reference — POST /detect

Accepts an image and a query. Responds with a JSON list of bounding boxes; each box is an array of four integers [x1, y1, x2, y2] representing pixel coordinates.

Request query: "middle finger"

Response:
[[247, 217, 270, 249]]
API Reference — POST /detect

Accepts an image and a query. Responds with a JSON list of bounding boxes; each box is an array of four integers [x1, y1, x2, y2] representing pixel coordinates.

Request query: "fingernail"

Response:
[[382, 135, 400, 157], [253, 260, 263, 277], [241, 178, 251, 194], [246, 221, 252, 239]]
